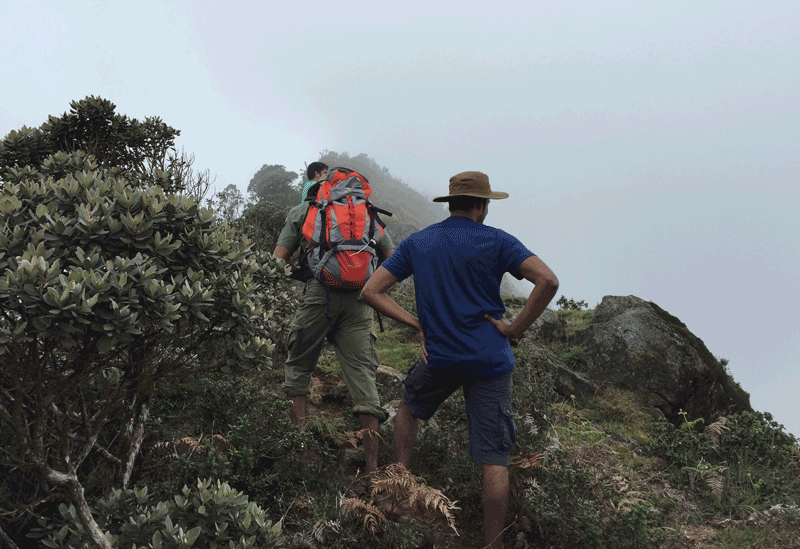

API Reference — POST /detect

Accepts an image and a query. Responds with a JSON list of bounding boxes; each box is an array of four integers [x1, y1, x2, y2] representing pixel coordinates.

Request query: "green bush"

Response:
[[142, 370, 322, 497], [33, 479, 286, 549], [0, 114, 294, 543], [520, 450, 661, 549], [647, 411, 800, 510], [556, 296, 588, 310], [559, 345, 591, 372], [512, 343, 558, 451]]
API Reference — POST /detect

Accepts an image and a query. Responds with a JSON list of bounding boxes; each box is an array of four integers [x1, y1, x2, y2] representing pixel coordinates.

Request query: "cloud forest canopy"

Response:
[[0, 95, 207, 197]]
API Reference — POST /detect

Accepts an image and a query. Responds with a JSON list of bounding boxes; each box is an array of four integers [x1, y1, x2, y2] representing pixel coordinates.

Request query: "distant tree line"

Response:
[[213, 150, 447, 257]]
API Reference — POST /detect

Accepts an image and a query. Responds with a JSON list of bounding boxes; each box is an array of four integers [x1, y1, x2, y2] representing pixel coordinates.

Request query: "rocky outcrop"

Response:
[[570, 295, 752, 424], [528, 309, 567, 345], [515, 339, 598, 402]]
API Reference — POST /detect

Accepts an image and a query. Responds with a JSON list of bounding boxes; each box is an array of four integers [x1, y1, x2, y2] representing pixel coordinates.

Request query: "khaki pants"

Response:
[[283, 280, 388, 422]]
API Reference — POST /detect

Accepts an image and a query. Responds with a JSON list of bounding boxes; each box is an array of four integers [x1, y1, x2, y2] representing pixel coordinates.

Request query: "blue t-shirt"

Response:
[[381, 216, 534, 378]]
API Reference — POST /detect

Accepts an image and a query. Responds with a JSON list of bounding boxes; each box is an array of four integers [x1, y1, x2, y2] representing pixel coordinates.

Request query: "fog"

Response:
[[2, 0, 797, 434]]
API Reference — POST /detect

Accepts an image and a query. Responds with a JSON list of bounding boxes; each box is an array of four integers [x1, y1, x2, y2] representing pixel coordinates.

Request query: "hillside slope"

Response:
[[16, 289, 799, 549]]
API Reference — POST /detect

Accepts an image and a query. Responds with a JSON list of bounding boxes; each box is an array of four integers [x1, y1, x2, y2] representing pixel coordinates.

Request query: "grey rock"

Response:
[[381, 399, 440, 435], [515, 340, 597, 401], [570, 295, 752, 424], [376, 364, 406, 403], [528, 309, 567, 345]]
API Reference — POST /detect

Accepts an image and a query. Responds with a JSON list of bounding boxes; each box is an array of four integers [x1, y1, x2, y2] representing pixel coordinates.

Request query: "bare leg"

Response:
[[392, 400, 419, 468], [359, 414, 380, 473], [482, 464, 509, 549], [289, 395, 306, 426]]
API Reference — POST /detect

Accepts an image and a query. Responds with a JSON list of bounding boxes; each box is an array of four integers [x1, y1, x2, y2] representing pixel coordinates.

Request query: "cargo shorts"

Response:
[[283, 279, 388, 423], [402, 359, 517, 466]]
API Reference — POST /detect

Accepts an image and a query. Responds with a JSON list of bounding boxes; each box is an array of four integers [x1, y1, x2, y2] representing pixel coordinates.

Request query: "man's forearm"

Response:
[[506, 278, 559, 338], [501, 255, 560, 339], [360, 291, 422, 333], [273, 245, 298, 272]]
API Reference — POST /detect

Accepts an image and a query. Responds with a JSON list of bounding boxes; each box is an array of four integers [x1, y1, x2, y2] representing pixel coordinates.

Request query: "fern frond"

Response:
[[290, 532, 317, 549], [704, 417, 731, 449], [342, 429, 387, 448], [510, 453, 547, 470], [706, 474, 725, 504], [311, 520, 340, 544], [370, 463, 416, 495], [174, 436, 202, 456], [371, 463, 459, 534], [616, 494, 645, 512], [522, 413, 540, 436], [339, 498, 387, 535]]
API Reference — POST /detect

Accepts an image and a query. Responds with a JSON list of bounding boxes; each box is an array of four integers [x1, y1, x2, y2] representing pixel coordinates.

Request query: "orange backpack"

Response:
[[301, 167, 391, 290]]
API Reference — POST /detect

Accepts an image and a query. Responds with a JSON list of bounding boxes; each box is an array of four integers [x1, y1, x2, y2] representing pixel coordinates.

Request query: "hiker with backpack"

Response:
[[273, 162, 394, 473], [360, 171, 559, 549]]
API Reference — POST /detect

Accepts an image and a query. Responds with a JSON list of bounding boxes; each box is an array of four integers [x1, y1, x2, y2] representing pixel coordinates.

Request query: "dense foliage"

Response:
[[33, 479, 286, 549], [0, 99, 295, 548], [0, 96, 197, 195]]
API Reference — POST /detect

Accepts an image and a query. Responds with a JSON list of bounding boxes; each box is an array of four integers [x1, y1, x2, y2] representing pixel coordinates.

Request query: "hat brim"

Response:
[[432, 191, 510, 203]]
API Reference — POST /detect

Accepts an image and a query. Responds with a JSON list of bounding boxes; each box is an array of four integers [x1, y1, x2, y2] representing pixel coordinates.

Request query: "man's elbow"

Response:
[[539, 274, 559, 296], [359, 283, 376, 306], [273, 245, 291, 261]]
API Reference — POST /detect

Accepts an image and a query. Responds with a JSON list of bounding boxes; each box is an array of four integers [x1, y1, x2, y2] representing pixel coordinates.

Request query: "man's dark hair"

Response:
[[448, 196, 488, 213], [306, 162, 328, 181]]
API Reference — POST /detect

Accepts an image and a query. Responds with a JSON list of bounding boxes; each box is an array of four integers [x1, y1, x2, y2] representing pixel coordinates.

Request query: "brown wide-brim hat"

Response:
[[432, 171, 510, 202]]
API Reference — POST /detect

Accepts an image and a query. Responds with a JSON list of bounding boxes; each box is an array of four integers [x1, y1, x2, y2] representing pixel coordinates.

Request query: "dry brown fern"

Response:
[[370, 462, 416, 495], [706, 473, 725, 504], [311, 519, 341, 544], [616, 493, 646, 512], [339, 497, 388, 535], [704, 417, 731, 449], [407, 483, 459, 529], [174, 436, 202, 456], [607, 473, 630, 493], [343, 428, 387, 448], [289, 532, 317, 549], [173, 434, 233, 457], [370, 463, 460, 534], [510, 452, 547, 470]]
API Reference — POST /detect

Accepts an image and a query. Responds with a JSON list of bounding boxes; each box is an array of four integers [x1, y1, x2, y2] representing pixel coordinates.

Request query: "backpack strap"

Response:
[[366, 202, 390, 243], [315, 200, 329, 255], [372, 205, 393, 218]]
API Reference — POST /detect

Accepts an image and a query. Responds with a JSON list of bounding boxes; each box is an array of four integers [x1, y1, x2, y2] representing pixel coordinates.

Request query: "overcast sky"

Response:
[[2, 0, 798, 436]]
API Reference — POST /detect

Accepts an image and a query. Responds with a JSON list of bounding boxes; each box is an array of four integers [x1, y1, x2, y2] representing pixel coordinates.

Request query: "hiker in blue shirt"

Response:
[[360, 171, 559, 549]]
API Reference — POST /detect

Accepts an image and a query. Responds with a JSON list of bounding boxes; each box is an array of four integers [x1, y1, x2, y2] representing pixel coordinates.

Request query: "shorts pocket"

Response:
[[403, 359, 427, 391], [498, 400, 517, 452]]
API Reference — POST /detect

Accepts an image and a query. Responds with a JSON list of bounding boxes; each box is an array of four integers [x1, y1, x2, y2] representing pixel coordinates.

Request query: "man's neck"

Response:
[[450, 211, 483, 223]]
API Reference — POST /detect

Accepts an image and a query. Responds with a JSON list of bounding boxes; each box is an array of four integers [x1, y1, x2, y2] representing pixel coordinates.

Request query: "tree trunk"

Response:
[[43, 467, 113, 549], [120, 401, 149, 490]]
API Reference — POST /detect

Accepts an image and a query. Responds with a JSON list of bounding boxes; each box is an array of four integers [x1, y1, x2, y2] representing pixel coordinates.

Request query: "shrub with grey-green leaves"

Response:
[[0, 150, 295, 536], [35, 478, 286, 549]]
